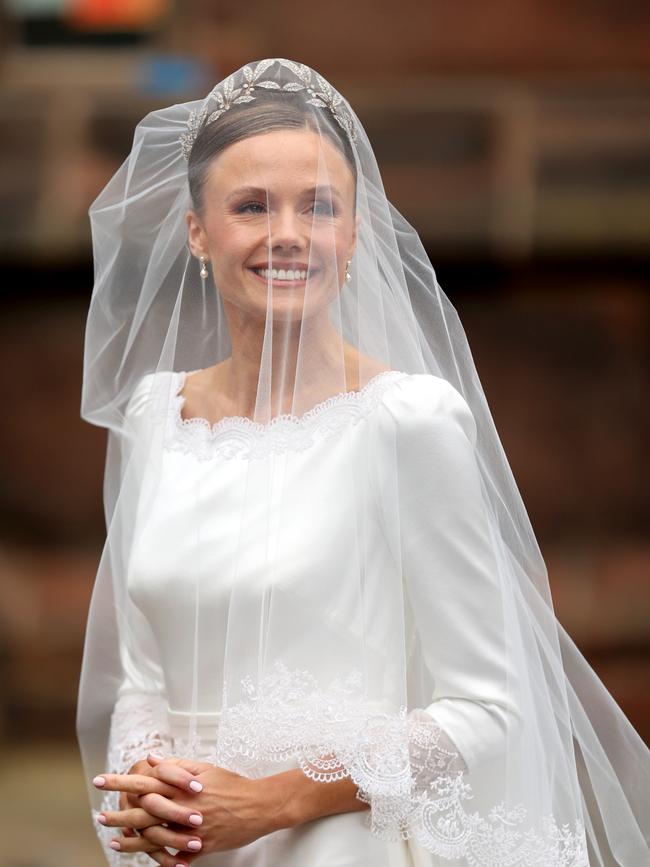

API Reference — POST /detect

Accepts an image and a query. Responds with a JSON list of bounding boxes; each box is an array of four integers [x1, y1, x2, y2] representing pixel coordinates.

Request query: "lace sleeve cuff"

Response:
[[183, 662, 585, 864], [92, 691, 172, 867], [338, 706, 467, 844], [212, 662, 468, 847]]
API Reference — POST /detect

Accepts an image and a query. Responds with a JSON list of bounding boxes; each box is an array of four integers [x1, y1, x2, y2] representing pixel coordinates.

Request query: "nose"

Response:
[[269, 206, 306, 252]]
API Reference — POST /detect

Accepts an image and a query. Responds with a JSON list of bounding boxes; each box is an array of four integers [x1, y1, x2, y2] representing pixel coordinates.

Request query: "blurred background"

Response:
[[0, 1, 648, 864]]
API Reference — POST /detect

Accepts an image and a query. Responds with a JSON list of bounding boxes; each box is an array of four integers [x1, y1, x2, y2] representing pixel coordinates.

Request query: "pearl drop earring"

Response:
[[345, 259, 352, 282], [199, 256, 208, 280]]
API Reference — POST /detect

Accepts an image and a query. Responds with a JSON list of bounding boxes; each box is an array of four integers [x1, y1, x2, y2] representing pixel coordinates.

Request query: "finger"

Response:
[[142, 823, 203, 854], [147, 753, 208, 774], [97, 807, 159, 829], [139, 791, 203, 828], [107, 834, 158, 855], [93, 773, 177, 799], [146, 752, 167, 765], [148, 849, 196, 867], [147, 757, 204, 793]]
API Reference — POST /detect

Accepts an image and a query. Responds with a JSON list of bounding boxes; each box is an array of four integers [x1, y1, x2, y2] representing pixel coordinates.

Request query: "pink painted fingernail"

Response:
[[93, 776, 106, 787], [188, 813, 203, 826], [97, 814, 107, 825], [109, 840, 121, 850], [175, 863, 187, 867], [187, 840, 202, 851], [189, 780, 203, 792], [148, 751, 165, 759]]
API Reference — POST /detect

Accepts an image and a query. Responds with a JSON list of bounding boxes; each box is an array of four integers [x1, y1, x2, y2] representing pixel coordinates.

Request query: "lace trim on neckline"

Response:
[[166, 369, 407, 461]]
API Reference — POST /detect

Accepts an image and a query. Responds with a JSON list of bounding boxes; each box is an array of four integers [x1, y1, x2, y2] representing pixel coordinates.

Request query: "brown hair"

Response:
[[187, 91, 357, 214]]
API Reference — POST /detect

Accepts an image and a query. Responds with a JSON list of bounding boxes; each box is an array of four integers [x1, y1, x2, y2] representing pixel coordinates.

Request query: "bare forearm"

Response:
[[265, 768, 369, 830]]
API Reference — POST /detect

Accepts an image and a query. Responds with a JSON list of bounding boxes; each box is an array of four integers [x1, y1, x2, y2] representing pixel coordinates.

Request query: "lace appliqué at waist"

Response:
[[165, 370, 408, 461]]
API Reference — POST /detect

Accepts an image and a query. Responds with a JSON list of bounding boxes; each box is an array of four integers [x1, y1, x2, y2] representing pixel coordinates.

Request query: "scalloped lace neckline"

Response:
[[167, 368, 407, 460]]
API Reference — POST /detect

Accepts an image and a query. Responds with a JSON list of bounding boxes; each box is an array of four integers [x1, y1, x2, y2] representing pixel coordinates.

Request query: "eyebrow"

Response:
[[225, 184, 343, 203]]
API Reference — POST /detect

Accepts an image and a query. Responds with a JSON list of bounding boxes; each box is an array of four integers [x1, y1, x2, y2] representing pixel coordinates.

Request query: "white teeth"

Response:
[[253, 268, 309, 281]]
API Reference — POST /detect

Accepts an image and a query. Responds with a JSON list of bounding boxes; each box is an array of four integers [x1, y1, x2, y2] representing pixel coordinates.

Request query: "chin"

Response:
[[229, 284, 339, 324]]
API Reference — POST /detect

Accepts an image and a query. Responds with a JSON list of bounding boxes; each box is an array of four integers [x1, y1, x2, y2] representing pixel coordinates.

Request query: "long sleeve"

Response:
[[110, 370, 172, 776], [93, 642, 172, 866], [358, 373, 522, 848], [388, 374, 521, 772], [108, 625, 172, 774]]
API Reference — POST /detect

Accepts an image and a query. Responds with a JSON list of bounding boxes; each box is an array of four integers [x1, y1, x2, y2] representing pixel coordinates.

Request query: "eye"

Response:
[[237, 201, 267, 214], [311, 199, 336, 216]]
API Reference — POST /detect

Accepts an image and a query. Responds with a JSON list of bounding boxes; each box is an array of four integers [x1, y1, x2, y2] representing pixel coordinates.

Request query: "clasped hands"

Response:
[[93, 753, 289, 867]]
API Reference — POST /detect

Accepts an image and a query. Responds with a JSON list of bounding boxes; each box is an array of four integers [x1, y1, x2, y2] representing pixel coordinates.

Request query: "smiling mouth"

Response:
[[249, 266, 318, 283]]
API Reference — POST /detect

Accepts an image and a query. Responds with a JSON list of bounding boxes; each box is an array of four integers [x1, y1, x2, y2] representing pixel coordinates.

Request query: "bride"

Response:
[[77, 59, 650, 867]]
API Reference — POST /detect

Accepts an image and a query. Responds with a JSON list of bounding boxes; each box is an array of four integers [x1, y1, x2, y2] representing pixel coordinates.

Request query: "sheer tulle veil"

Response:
[[77, 58, 650, 865]]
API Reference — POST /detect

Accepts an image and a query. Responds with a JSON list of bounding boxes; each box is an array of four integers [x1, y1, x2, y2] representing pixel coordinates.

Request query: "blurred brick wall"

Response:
[[165, 0, 650, 75]]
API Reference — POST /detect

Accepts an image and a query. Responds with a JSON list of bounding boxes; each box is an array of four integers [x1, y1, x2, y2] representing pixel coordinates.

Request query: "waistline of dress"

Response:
[[167, 708, 221, 743]]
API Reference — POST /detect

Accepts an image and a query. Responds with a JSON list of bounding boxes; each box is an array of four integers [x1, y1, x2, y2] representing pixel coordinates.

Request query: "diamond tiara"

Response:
[[179, 58, 357, 161]]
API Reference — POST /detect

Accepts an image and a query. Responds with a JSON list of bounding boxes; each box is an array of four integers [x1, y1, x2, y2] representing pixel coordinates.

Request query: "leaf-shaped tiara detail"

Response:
[[179, 58, 357, 160]]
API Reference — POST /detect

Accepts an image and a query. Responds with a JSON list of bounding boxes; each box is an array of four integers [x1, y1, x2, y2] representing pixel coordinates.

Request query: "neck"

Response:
[[219, 302, 353, 417]]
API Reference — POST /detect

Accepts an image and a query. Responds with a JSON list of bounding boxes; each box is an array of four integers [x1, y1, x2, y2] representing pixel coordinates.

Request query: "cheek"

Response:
[[206, 221, 253, 263], [311, 219, 354, 257]]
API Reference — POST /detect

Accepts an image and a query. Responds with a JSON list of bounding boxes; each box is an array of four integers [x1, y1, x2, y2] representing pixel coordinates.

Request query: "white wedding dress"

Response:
[[93, 369, 526, 867]]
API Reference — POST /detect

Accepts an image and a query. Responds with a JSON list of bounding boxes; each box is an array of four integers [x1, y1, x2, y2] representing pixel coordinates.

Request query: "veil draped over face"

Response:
[[77, 59, 649, 866]]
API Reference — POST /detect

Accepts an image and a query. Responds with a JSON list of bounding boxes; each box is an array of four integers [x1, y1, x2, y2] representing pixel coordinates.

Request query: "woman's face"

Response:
[[187, 127, 357, 324]]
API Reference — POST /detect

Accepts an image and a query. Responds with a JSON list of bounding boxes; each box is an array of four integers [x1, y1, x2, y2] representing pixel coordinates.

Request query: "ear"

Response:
[[186, 209, 208, 258]]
